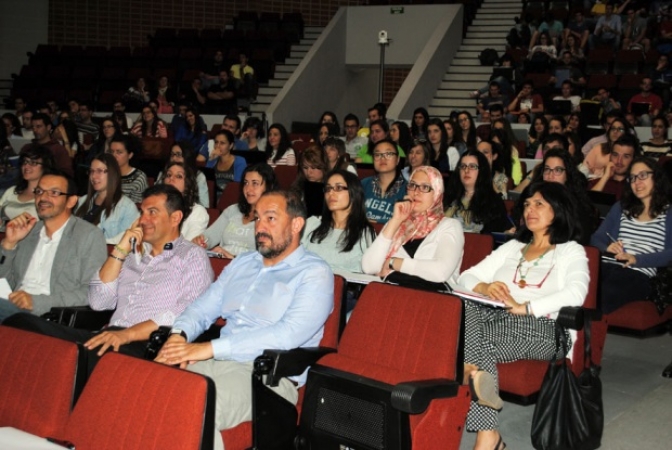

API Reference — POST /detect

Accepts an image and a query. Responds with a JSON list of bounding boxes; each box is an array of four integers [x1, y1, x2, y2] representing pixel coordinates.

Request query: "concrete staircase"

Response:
[[249, 26, 324, 115], [428, 0, 522, 119]]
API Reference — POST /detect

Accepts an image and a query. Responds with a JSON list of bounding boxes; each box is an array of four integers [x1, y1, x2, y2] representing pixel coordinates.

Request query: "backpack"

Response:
[[479, 48, 499, 66]]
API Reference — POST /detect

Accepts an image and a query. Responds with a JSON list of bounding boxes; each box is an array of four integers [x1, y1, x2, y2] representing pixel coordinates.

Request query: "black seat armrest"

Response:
[[254, 347, 336, 387], [43, 306, 114, 331], [391, 379, 460, 414], [556, 307, 602, 331]]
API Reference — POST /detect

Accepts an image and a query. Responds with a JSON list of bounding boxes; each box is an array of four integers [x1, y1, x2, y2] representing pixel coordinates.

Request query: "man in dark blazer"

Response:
[[0, 172, 107, 322]]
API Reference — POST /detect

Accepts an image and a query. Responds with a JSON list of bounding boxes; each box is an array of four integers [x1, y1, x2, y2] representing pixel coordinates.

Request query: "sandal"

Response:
[[494, 435, 507, 450], [469, 370, 504, 410]]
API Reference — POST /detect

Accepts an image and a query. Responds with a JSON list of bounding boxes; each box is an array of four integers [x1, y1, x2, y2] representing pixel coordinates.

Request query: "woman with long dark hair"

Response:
[[87, 117, 121, 164], [444, 118, 467, 155], [162, 161, 208, 240], [457, 111, 479, 151], [361, 138, 408, 223], [0, 146, 56, 227], [173, 107, 207, 151], [324, 137, 356, 174], [264, 123, 295, 166], [158, 140, 210, 208], [291, 144, 328, 217], [130, 105, 167, 138], [107, 134, 148, 203], [402, 139, 432, 181], [206, 129, 246, 200], [527, 115, 548, 158], [641, 115, 672, 159], [583, 117, 633, 179], [411, 107, 429, 139], [390, 121, 413, 156], [316, 122, 340, 148], [444, 150, 510, 233], [75, 153, 139, 244], [302, 169, 375, 273], [54, 119, 81, 158], [592, 157, 672, 313], [428, 118, 460, 173], [240, 116, 266, 151], [193, 163, 279, 258]]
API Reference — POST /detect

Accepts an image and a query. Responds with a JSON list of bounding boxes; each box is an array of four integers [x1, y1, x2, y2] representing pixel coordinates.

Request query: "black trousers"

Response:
[[3, 313, 149, 376], [599, 263, 652, 314]]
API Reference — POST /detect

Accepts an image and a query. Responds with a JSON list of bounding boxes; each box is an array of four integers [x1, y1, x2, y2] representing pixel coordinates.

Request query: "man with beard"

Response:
[[0, 172, 107, 322], [155, 190, 333, 450]]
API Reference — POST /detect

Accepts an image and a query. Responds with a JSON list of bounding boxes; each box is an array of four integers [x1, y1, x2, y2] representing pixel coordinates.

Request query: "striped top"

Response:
[[616, 212, 668, 277]]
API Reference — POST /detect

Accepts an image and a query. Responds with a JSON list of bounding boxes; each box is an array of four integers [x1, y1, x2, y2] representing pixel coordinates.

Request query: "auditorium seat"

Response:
[[0, 327, 86, 438], [59, 352, 215, 450]]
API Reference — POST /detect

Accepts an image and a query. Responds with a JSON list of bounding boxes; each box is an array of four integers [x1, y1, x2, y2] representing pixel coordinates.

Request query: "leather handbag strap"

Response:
[[583, 314, 593, 369]]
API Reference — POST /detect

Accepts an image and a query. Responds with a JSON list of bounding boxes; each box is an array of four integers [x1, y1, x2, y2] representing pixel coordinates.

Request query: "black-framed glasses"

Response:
[[21, 159, 43, 167], [543, 166, 566, 176], [627, 171, 654, 183], [33, 188, 72, 197], [324, 185, 348, 193], [458, 163, 479, 171], [407, 182, 433, 193], [373, 152, 398, 160]]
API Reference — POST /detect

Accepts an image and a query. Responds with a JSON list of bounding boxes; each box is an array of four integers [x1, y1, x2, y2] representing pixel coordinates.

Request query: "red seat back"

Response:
[[460, 233, 494, 273], [0, 327, 83, 437], [216, 181, 240, 211]]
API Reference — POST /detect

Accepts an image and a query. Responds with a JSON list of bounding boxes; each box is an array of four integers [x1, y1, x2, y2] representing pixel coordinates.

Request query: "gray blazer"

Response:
[[0, 216, 107, 316]]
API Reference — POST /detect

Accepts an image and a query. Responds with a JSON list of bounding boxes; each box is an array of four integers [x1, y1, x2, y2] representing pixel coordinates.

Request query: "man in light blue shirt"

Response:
[[590, 2, 622, 50], [156, 190, 333, 450]]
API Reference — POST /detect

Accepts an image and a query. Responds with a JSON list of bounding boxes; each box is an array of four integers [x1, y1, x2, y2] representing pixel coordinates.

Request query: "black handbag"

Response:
[[649, 265, 672, 315], [383, 270, 452, 294], [531, 315, 603, 450]]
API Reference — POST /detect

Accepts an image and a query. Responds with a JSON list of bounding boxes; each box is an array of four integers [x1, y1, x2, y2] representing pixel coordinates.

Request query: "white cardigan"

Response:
[[362, 217, 464, 285], [181, 204, 209, 241]]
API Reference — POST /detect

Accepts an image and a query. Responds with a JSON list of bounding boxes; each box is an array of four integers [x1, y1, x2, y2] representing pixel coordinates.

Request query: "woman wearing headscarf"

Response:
[[361, 165, 464, 284]]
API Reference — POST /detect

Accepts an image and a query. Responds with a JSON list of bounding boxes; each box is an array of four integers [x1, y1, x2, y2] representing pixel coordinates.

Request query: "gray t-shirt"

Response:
[[301, 216, 373, 273], [202, 204, 255, 256]]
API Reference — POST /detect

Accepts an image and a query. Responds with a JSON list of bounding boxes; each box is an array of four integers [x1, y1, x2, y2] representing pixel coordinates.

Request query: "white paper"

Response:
[[452, 287, 507, 309], [0, 278, 12, 299]]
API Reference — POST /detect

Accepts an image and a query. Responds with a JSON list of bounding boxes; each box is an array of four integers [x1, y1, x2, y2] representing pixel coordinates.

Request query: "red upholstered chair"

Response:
[[497, 246, 608, 404], [209, 255, 232, 278], [221, 275, 346, 450], [606, 302, 672, 336], [59, 352, 215, 450], [206, 207, 220, 226], [0, 327, 86, 438], [295, 283, 470, 450], [461, 233, 494, 272], [274, 165, 298, 190], [216, 181, 240, 211]]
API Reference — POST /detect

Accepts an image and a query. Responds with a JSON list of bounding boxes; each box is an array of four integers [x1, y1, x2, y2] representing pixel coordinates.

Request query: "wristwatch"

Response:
[[388, 258, 395, 270], [170, 329, 188, 340]]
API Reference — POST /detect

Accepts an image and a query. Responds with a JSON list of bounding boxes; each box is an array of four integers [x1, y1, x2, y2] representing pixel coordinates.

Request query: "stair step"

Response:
[[274, 72, 291, 80], [460, 45, 506, 52], [258, 86, 281, 96], [249, 104, 268, 114], [479, 7, 522, 13], [285, 57, 302, 65], [431, 98, 477, 108], [292, 44, 312, 52], [268, 79, 286, 88], [304, 26, 323, 33], [255, 94, 275, 103], [463, 38, 506, 45], [275, 65, 296, 73], [439, 81, 484, 90], [435, 89, 478, 99], [466, 31, 509, 39], [290, 50, 307, 58], [446, 66, 494, 74], [443, 73, 491, 82], [456, 51, 481, 59], [427, 106, 477, 117], [469, 25, 514, 32], [451, 58, 482, 66], [476, 13, 520, 20], [472, 19, 516, 26]]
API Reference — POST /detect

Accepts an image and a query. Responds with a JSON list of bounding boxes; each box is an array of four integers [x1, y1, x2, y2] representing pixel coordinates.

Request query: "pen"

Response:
[[605, 232, 618, 244]]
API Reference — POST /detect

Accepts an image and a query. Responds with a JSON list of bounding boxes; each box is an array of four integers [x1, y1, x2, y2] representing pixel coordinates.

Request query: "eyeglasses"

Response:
[[543, 166, 566, 176], [513, 263, 555, 289], [407, 182, 433, 193], [627, 171, 654, 183], [170, 152, 183, 158], [324, 184, 348, 193], [87, 169, 108, 175], [373, 152, 397, 160], [33, 188, 72, 197], [21, 159, 43, 167], [610, 127, 626, 133], [458, 163, 479, 171]]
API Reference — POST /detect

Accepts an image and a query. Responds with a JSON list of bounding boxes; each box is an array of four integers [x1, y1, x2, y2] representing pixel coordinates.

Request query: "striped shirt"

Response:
[[267, 148, 296, 166], [121, 168, 148, 203], [617, 212, 668, 277], [88, 236, 214, 327]]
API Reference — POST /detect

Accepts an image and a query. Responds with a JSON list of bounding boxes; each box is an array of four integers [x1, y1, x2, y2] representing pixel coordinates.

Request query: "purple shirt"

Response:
[[89, 236, 213, 327]]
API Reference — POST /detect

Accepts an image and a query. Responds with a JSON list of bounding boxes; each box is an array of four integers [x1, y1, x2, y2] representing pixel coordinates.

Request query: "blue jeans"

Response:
[[0, 298, 24, 323]]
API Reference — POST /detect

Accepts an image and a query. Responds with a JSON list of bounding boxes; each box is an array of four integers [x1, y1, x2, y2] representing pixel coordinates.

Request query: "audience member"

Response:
[[302, 169, 375, 274], [21, 110, 35, 140], [6, 184, 213, 372], [2, 113, 23, 138], [584, 118, 634, 178], [291, 144, 327, 217], [457, 182, 589, 450], [362, 165, 464, 284], [444, 118, 468, 156], [0, 147, 56, 228], [130, 106, 168, 138], [526, 115, 548, 158], [230, 52, 256, 102], [323, 137, 355, 174], [427, 117, 460, 173], [530, 11, 564, 48], [549, 51, 587, 90], [581, 111, 622, 156], [200, 50, 225, 90], [390, 121, 413, 156], [491, 119, 523, 185], [206, 130, 246, 198], [362, 138, 407, 223], [112, 100, 134, 130], [508, 80, 544, 121], [86, 117, 121, 164], [207, 70, 238, 115], [564, 10, 590, 51], [124, 77, 150, 110], [590, 2, 622, 50], [22, 113, 72, 177], [402, 139, 432, 181], [592, 157, 671, 314], [76, 153, 139, 244], [194, 163, 278, 258], [316, 122, 339, 148], [553, 81, 582, 113], [53, 119, 81, 158], [627, 77, 663, 126], [589, 134, 639, 199], [158, 141, 209, 208], [75, 101, 100, 138], [161, 161, 208, 240], [356, 119, 398, 163], [411, 107, 429, 139], [0, 172, 107, 322], [265, 123, 296, 166], [642, 115, 672, 158], [240, 116, 266, 151], [173, 107, 208, 151], [342, 113, 367, 159], [155, 190, 333, 450], [477, 138, 510, 199], [458, 111, 480, 152], [445, 147, 510, 232], [477, 82, 510, 120], [528, 31, 557, 61], [622, 7, 650, 51], [152, 75, 177, 114], [592, 87, 622, 116], [107, 134, 148, 203], [183, 78, 207, 108]]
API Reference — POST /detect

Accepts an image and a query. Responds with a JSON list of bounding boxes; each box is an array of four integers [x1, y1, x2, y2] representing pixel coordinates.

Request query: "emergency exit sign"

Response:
[[390, 7, 404, 14]]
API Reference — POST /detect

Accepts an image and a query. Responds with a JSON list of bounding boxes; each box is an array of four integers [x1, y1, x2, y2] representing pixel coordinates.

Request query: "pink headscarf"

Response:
[[386, 166, 445, 258]]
